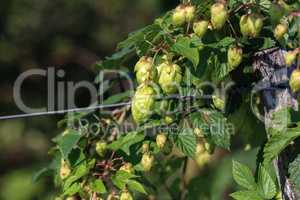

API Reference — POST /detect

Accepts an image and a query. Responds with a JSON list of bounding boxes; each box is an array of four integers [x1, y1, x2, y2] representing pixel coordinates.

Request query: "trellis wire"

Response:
[[0, 95, 199, 120]]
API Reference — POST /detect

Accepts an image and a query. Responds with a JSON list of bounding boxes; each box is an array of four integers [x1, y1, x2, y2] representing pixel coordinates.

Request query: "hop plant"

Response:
[[107, 194, 118, 200], [193, 20, 209, 38], [204, 141, 215, 154], [194, 128, 204, 138], [195, 143, 211, 168], [158, 62, 182, 94], [185, 5, 196, 22], [164, 115, 174, 125], [284, 50, 298, 67], [274, 23, 288, 40], [141, 153, 154, 172], [131, 84, 156, 123], [120, 163, 135, 174], [172, 5, 196, 26], [46, 0, 300, 198], [156, 133, 167, 149], [141, 143, 150, 154], [289, 69, 300, 93], [120, 190, 133, 200], [210, 3, 228, 30], [172, 5, 186, 26], [275, 191, 283, 200], [227, 46, 243, 70], [212, 95, 225, 110], [65, 197, 76, 200], [240, 14, 264, 38], [96, 141, 107, 157], [60, 159, 71, 179], [135, 56, 157, 84]]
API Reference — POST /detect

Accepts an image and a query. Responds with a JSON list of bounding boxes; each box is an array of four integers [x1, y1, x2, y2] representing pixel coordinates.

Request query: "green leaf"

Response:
[[103, 90, 133, 105], [259, 0, 272, 13], [94, 47, 134, 70], [204, 110, 232, 149], [63, 182, 81, 196], [171, 36, 199, 68], [260, 37, 276, 50], [205, 37, 236, 48], [230, 190, 263, 200], [111, 175, 126, 190], [232, 160, 257, 190], [189, 110, 232, 149], [117, 24, 161, 50], [257, 165, 277, 199], [127, 180, 147, 194], [269, 107, 300, 134], [64, 162, 90, 190], [174, 128, 197, 158], [207, 51, 231, 83], [212, 62, 231, 81], [57, 130, 81, 159], [111, 170, 138, 190], [32, 167, 53, 182], [107, 132, 145, 155], [288, 154, 300, 188], [89, 179, 107, 194], [264, 124, 300, 163], [68, 148, 85, 167], [268, 107, 292, 135]]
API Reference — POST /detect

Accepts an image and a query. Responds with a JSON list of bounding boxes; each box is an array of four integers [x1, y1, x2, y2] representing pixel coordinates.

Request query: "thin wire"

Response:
[[0, 102, 131, 120], [0, 95, 200, 120]]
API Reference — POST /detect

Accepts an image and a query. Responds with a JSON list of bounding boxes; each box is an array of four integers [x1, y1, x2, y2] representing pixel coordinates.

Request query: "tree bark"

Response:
[[253, 47, 300, 200]]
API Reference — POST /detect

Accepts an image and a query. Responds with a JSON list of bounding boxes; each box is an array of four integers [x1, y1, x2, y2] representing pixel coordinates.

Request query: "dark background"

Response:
[[0, 1, 179, 199]]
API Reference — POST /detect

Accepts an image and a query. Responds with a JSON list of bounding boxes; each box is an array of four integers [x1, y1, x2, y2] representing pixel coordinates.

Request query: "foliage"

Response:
[[36, 0, 300, 199]]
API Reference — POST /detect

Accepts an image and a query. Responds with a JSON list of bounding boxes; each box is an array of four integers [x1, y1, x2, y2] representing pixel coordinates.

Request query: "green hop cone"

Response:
[[158, 62, 182, 94], [240, 14, 250, 37], [194, 128, 204, 138], [120, 190, 133, 200], [212, 95, 225, 110], [185, 5, 196, 22], [290, 69, 300, 93], [274, 23, 288, 40], [172, 5, 186, 26], [66, 197, 76, 200], [96, 141, 107, 157], [210, 3, 228, 30], [275, 191, 283, 200], [204, 142, 215, 154], [240, 14, 263, 38], [141, 153, 154, 172], [120, 163, 135, 174], [107, 194, 118, 200], [285, 50, 297, 67], [131, 84, 156, 123], [60, 159, 71, 179], [141, 143, 150, 153], [195, 143, 211, 168], [193, 20, 208, 38], [227, 46, 243, 70], [134, 56, 156, 84], [164, 115, 174, 124], [156, 133, 167, 149]]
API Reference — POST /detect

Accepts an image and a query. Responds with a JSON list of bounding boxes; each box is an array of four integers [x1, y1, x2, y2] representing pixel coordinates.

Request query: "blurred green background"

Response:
[[0, 0, 262, 199], [0, 0, 178, 199]]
